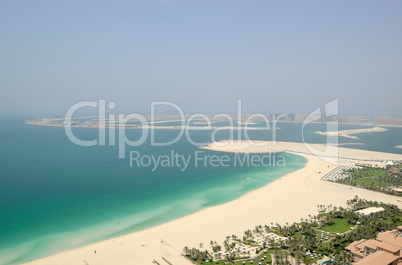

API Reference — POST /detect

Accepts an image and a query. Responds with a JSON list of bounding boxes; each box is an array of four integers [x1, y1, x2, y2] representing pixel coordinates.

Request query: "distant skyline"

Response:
[[1, 0, 401, 117]]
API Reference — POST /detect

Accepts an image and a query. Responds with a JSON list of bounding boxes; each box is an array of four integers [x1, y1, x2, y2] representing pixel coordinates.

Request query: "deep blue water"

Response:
[[0, 116, 401, 264]]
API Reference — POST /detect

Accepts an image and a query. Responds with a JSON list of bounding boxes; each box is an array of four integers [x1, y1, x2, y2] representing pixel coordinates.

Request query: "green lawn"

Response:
[[257, 249, 275, 263], [380, 218, 393, 224], [293, 231, 303, 238], [349, 166, 388, 177], [341, 165, 402, 196], [320, 218, 353, 233], [350, 178, 379, 187], [379, 217, 402, 226]]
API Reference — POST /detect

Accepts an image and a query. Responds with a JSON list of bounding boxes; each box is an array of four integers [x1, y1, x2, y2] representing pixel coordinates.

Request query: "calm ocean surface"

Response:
[[0, 116, 401, 264]]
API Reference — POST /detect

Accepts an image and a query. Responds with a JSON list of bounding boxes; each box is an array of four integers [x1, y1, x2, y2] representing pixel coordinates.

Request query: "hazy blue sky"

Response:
[[1, 0, 401, 117]]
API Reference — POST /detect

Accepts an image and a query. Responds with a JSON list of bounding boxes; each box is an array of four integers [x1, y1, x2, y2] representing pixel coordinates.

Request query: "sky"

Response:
[[1, 0, 401, 117]]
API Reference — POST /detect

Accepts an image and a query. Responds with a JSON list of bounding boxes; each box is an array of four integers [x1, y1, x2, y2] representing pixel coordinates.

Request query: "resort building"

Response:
[[355, 207, 385, 216], [345, 226, 402, 265]]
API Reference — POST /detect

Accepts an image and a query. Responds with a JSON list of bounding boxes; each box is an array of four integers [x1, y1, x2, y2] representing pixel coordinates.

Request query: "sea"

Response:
[[0, 115, 401, 265]]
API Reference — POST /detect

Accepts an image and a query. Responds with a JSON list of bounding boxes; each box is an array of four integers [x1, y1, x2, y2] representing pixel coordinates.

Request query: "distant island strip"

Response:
[[316, 127, 387, 140], [26, 118, 276, 130]]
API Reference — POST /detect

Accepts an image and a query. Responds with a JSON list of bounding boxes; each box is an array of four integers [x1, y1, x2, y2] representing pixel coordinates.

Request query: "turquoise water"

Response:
[[0, 116, 401, 264]]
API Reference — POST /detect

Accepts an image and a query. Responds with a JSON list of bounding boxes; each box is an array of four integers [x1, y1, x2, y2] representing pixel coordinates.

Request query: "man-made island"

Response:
[[316, 127, 387, 140], [23, 141, 402, 265], [26, 117, 274, 130]]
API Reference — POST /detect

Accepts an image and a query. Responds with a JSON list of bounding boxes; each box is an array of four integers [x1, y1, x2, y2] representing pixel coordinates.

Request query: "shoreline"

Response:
[[22, 141, 402, 265]]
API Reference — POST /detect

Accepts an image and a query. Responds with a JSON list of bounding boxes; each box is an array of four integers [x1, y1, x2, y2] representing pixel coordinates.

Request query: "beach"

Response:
[[23, 141, 402, 265]]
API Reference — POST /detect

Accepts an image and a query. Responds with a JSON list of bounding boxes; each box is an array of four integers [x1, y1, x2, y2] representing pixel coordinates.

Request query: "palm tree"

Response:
[[183, 246, 190, 255], [294, 250, 303, 265], [225, 252, 236, 264]]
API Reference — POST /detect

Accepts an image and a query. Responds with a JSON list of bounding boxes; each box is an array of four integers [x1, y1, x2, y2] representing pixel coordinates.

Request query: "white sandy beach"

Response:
[[23, 141, 402, 265]]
